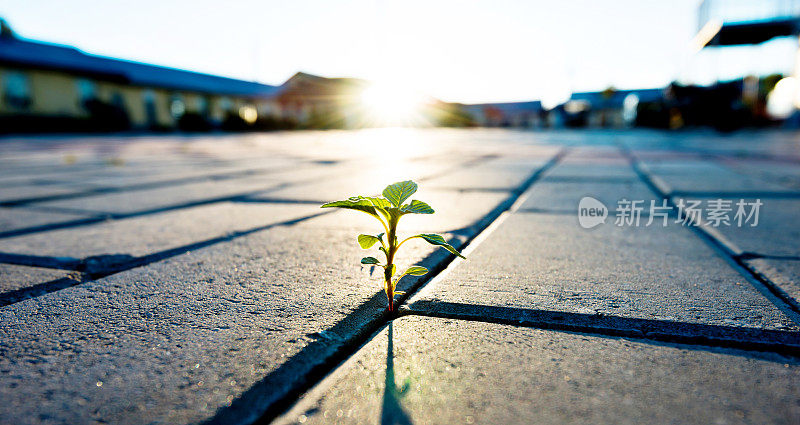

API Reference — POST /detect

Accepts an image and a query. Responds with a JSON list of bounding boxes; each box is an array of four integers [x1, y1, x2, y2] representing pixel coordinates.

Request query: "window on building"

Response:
[[76, 79, 96, 105], [169, 95, 185, 120], [111, 92, 125, 108], [220, 97, 232, 113], [196, 96, 209, 117], [623, 93, 639, 126], [143, 90, 157, 126], [4, 71, 31, 109]]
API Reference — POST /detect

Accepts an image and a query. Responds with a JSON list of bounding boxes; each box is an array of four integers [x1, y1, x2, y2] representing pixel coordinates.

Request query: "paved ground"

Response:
[[0, 128, 799, 424]]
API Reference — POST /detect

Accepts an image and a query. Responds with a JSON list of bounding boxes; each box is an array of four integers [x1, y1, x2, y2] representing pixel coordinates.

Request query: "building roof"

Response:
[[570, 88, 663, 107], [462, 101, 543, 115], [0, 30, 280, 97], [696, 0, 800, 47], [703, 18, 800, 46]]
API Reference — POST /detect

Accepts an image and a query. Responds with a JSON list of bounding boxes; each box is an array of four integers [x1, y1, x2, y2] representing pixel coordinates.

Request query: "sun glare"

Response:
[[360, 82, 427, 125]]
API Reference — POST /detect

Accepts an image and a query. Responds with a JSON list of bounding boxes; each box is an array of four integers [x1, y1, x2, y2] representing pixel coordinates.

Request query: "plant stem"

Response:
[[385, 276, 394, 312], [384, 214, 400, 311]]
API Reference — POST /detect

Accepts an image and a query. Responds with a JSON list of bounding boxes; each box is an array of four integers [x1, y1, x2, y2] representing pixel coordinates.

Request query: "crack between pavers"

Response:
[[224, 149, 568, 425], [0, 165, 299, 207], [669, 190, 800, 199], [737, 252, 800, 261], [0, 182, 300, 239], [396, 304, 800, 358], [541, 176, 639, 184], [618, 144, 800, 322], [0, 252, 82, 271]]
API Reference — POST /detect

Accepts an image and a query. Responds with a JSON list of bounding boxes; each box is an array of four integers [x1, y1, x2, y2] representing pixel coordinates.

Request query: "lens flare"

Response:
[[360, 82, 426, 125]]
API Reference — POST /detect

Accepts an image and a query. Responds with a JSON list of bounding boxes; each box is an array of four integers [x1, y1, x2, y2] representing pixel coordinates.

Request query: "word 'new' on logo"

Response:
[[578, 196, 608, 229]]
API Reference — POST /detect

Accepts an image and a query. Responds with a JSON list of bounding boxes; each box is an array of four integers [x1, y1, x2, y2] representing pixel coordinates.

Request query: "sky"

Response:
[[0, 0, 796, 104]]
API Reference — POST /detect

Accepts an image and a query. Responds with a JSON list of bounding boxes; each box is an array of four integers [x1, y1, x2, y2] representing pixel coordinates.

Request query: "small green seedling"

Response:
[[321, 180, 465, 311]]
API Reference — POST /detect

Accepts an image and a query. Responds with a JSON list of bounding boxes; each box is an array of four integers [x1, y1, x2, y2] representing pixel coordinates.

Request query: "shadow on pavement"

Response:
[[381, 322, 413, 425]]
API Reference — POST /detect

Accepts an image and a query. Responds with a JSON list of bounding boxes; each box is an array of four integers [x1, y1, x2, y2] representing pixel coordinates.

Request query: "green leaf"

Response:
[[413, 233, 466, 259], [361, 256, 380, 265], [404, 266, 428, 276], [400, 199, 434, 215], [382, 180, 418, 207], [357, 234, 381, 249], [321, 197, 380, 219], [364, 196, 392, 221], [365, 196, 392, 210]]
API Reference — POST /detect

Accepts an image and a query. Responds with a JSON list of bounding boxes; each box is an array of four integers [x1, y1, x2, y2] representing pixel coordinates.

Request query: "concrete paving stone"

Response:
[[0, 159, 174, 180], [520, 181, 660, 213], [638, 160, 731, 176], [423, 156, 550, 191], [249, 161, 465, 202], [0, 165, 139, 187], [0, 151, 294, 188], [70, 166, 260, 189], [678, 132, 800, 159], [281, 316, 800, 425], [674, 197, 800, 258], [0, 158, 101, 176], [0, 182, 98, 203], [81, 158, 339, 195], [0, 206, 97, 233], [0, 172, 93, 188], [533, 130, 620, 147], [647, 167, 795, 195], [408, 212, 798, 330], [0, 202, 321, 260], [225, 128, 460, 163], [252, 160, 375, 186], [542, 162, 638, 180], [747, 259, 800, 307], [67, 157, 311, 189], [0, 264, 74, 293], [626, 149, 705, 162], [30, 175, 292, 215], [0, 223, 444, 425], [722, 158, 800, 190], [305, 189, 512, 234], [561, 145, 627, 160]]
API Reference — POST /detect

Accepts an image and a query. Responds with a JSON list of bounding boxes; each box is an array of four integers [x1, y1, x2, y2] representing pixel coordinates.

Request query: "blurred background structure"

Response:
[[0, 0, 799, 133]]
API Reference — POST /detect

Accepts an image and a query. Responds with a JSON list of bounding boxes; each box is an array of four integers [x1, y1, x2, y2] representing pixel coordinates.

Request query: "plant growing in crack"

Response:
[[321, 180, 465, 312]]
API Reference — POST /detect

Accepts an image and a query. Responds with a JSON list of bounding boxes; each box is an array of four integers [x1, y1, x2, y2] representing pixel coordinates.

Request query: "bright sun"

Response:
[[360, 82, 427, 125]]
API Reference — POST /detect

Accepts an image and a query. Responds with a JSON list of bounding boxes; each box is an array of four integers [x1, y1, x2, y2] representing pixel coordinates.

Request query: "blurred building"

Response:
[[276, 72, 368, 129], [465, 89, 663, 129], [565, 88, 663, 128], [0, 19, 281, 133], [462, 101, 544, 128], [694, 0, 800, 124], [0, 18, 469, 135]]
